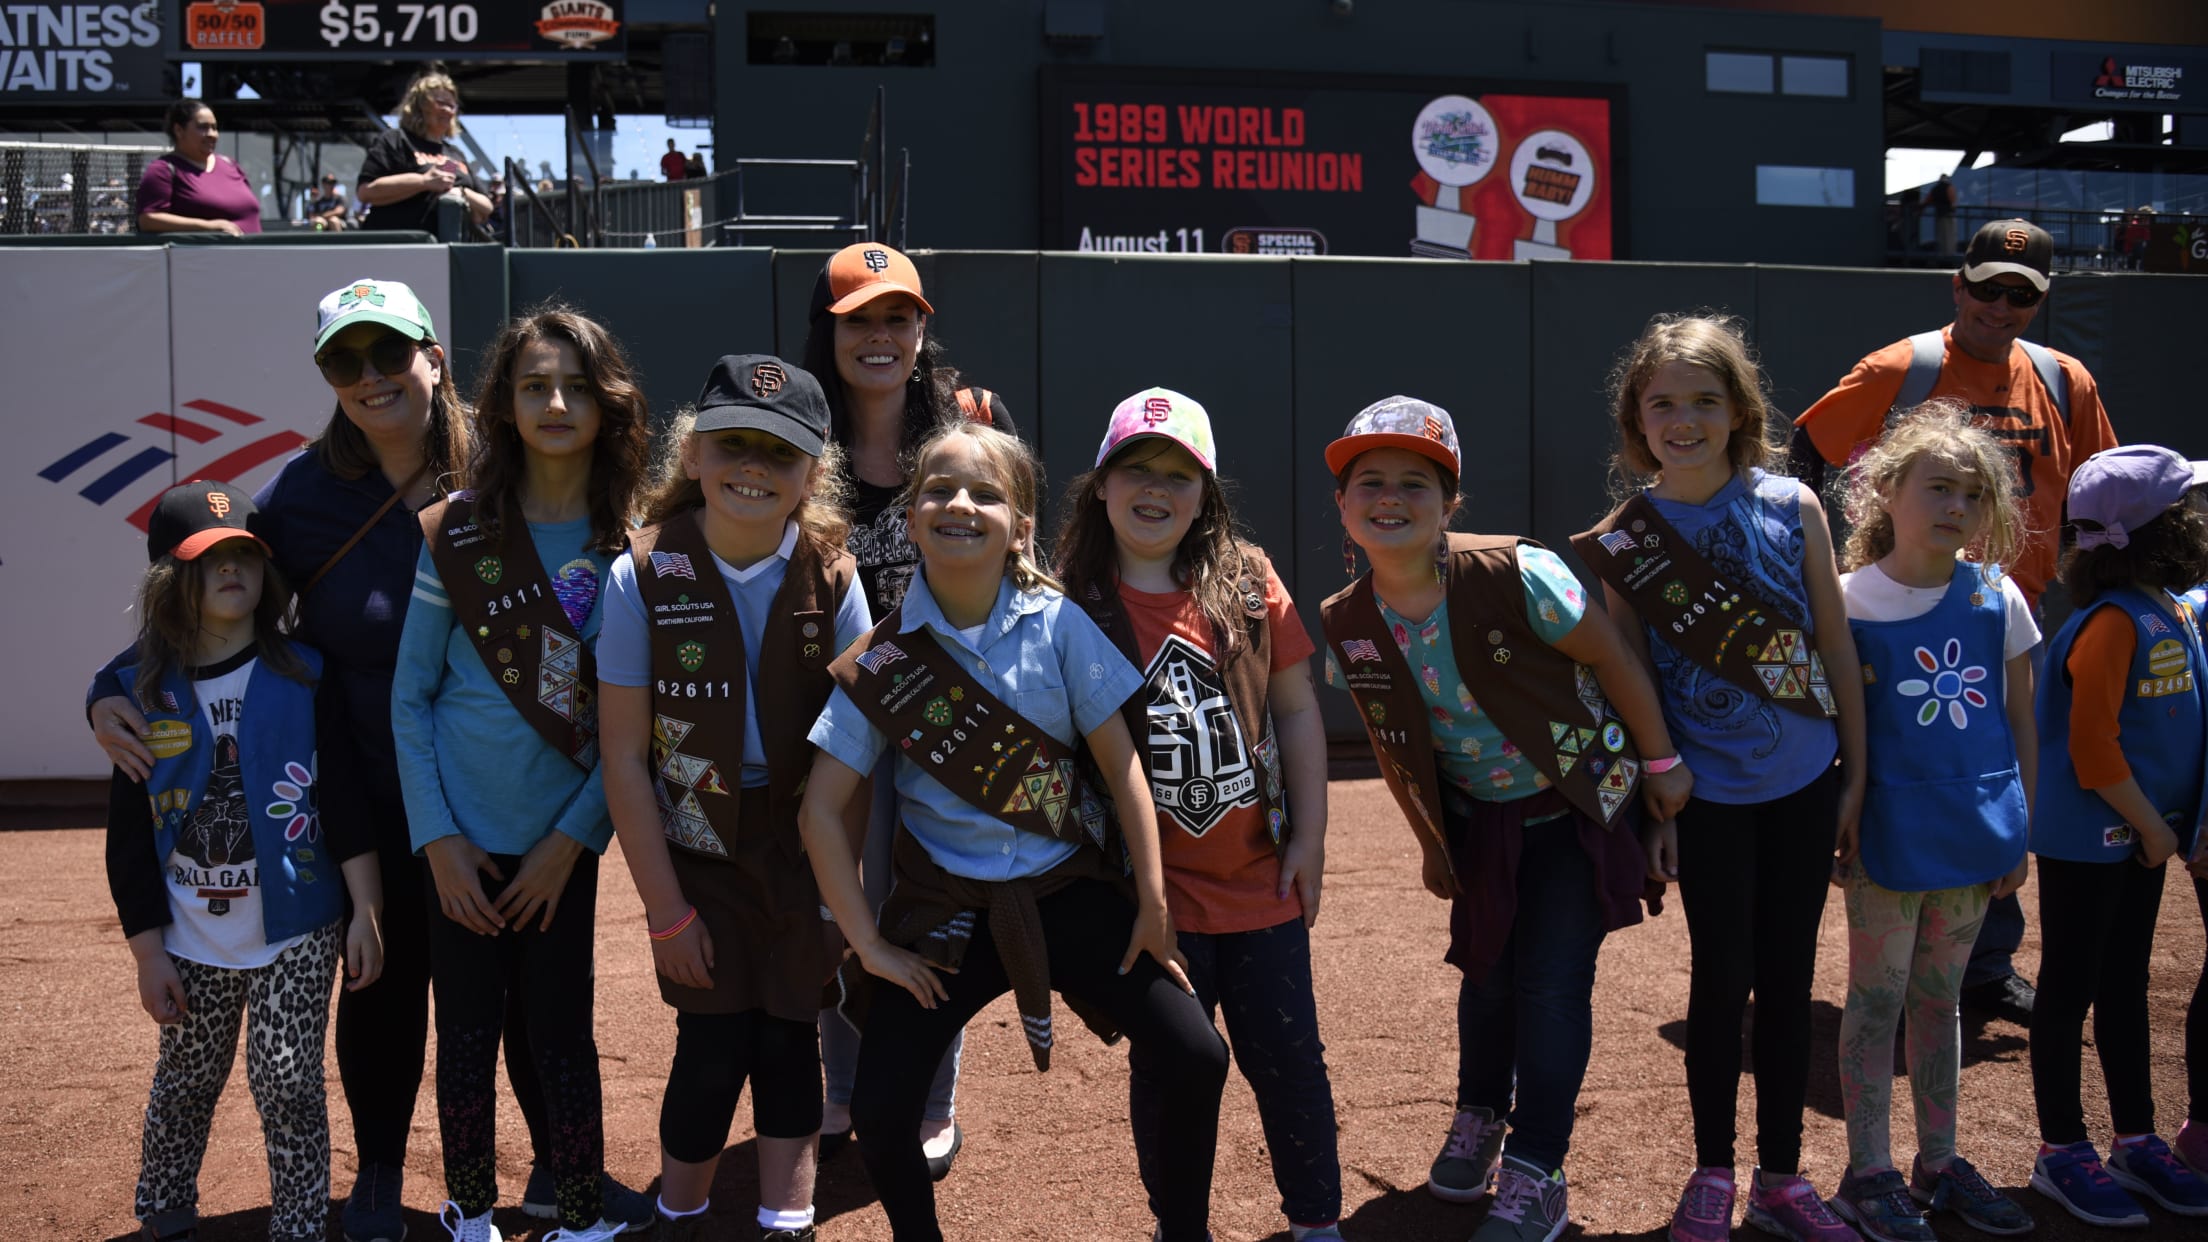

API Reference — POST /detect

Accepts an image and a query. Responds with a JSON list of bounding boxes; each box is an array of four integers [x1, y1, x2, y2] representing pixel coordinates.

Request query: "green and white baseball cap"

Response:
[[313, 278, 437, 352]]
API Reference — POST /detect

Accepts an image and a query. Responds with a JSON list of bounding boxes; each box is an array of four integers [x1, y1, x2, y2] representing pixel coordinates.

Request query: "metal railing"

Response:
[[1887, 204, 2202, 271], [1, 141, 165, 235]]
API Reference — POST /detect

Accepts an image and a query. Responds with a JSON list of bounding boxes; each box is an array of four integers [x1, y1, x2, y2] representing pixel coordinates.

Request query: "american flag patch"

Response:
[[1341, 638, 1383, 664], [650, 550, 696, 580], [856, 643, 907, 674], [2141, 612, 2172, 637], [1597, 530, 1637, 556]]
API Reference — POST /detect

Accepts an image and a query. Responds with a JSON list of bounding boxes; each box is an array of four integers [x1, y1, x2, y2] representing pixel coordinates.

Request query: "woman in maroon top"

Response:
[[136, 100, 261, 236]]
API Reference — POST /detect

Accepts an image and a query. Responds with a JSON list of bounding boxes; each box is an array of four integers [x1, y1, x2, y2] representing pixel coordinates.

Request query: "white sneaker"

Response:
[[542, 1219, 628, 1241], [438, 1202, 503, 1242]]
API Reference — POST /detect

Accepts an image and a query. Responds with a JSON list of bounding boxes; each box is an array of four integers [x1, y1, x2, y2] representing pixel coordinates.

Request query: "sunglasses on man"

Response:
[[316, 333, 421, 386], [1963, 279, 2045, 309]]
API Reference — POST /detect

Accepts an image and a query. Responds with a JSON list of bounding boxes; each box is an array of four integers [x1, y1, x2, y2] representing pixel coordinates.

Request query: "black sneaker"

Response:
[[1959, 974, 2035, 1024], [521, 1168, 656, 1232], [341, 1163, 406, 1242]]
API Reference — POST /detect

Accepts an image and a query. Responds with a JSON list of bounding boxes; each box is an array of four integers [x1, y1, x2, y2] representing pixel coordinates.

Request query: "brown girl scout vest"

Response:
[[1571, 495, 1835, 720], [1321, 534, 1642, 869], [627, 514, 854, 860], [420, 494, 598, 769], [1071, 543, 1291, 857]]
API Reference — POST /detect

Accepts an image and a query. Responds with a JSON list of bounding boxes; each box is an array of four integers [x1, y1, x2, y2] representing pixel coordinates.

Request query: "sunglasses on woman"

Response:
[[1963, 279, 2045, 309], [315, 333, 420, 386]]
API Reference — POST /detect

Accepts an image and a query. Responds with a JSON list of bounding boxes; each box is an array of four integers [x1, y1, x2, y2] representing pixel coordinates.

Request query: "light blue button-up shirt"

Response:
[[809, 570, 1143, 881]]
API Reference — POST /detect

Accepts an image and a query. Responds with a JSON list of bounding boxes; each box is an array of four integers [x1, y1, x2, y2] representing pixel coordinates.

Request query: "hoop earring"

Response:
[[1341, 534, 1359, 579]]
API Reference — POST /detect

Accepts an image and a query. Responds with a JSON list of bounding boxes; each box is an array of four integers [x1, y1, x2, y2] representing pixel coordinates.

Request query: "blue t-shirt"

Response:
[[1642, 468, 1838, 803], [391, 516, 613, 855], [597, 520, 872, 787], [1325, 546, 1586, 805], [809, 570, 1144, 881]]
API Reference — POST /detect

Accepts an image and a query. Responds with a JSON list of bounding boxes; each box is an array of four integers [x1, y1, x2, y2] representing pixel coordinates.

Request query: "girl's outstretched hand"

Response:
[[651, 916, 715, 991], [1991, 856, 2030, 900], [136, 953, 188, 1024], [1120, 900, 1193, 995], [344, 906, 384, 992], [1642, 818, 1679, 884], [1642, 764, 1693, 822], [1277, 833, 1326, 928], [425, 835, 506, 936], [91, 695, 154, 781], [1419, 844, 1461, 900], [857, 937, 953, 1008]]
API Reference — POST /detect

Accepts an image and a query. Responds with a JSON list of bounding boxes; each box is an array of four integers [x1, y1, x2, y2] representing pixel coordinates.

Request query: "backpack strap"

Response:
[[2015, 338, 2070, 423], [953, 386, 996, 425], [1889, 330, 1946, 420]]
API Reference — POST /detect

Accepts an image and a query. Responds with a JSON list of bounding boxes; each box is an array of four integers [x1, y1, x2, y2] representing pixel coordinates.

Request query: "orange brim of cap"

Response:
[[172, 528, 268, 561], [826, 278, 935, 316], [1324, 433, 1460, 479]]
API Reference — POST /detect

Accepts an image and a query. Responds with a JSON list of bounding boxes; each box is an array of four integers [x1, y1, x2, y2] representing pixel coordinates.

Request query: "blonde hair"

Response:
[[1840, 399, 2026, 576], [902, 420, 1063, 594], [639, 409, 854, 548], [1608, 312, 1779, 489], [397, 71, 461, 138]]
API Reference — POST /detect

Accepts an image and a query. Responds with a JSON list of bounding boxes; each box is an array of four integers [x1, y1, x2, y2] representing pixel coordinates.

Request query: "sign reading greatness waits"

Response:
[[1041, 67, 1620, 260]]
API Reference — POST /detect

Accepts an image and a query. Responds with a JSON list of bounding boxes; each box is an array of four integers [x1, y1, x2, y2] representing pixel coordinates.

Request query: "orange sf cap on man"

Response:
[[147, 480, 267, 563], [812, 242, 935, 317]]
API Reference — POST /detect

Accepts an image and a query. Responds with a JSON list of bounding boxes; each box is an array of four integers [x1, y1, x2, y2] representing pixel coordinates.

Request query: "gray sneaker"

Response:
[[342, 1163, 406, 1242], [1471, 1155, 1570, 1242], [520, 1168, 656, 1232], [1429, 1106, 1506, 1202]]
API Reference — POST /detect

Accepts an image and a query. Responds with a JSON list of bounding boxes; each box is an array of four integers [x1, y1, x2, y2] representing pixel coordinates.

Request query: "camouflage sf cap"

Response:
[[1324, 395, 1461, 479]]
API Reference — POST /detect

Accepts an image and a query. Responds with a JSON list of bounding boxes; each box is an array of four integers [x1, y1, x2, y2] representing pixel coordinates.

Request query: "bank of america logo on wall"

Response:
[[39, 399, 303, 531]]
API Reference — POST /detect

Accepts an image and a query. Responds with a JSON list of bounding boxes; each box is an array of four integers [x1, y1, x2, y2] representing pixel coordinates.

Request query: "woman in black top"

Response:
[[802, 242, 1014, 1176], [356, 71, 491, 234]]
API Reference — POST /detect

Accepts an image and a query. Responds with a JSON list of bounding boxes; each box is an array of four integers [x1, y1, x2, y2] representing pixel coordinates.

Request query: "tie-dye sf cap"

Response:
[[1094, 387, 1217, 473]]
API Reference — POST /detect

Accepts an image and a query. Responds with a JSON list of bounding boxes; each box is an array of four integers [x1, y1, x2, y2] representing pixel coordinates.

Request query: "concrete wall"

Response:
[[712, 0, 1886, 265]]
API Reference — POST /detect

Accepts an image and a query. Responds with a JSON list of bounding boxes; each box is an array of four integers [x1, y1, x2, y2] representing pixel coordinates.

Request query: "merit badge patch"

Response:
[[474, 556, 502, 584], [144, 719, 194, 760], [924, 696, 954, 726], [1661, 579, 1689, 607], [677, 641, 706, 672]]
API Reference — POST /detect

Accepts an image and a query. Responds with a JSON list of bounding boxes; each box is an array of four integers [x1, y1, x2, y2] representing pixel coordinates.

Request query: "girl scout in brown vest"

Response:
[[798, 419, 1229, 1242], [1318, 397, 1690, 1242], [597, 356, 873, 1242]]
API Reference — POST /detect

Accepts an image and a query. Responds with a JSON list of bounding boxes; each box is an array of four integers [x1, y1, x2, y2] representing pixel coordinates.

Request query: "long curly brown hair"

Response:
[[464, 305, 650, 555]]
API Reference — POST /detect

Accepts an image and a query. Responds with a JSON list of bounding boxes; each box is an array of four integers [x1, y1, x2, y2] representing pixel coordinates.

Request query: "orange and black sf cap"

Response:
[[148, 480, 268, 564], [809, 242, 935, 319]]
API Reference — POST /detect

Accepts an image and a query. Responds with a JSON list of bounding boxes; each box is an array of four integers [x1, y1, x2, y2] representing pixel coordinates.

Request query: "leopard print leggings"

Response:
[[135, 924, 340, 1242]]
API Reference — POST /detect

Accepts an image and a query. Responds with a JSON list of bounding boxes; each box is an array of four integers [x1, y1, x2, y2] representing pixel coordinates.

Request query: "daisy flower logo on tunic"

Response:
[[266, 760, 318, 841], [1895, 638, 1988, 729]]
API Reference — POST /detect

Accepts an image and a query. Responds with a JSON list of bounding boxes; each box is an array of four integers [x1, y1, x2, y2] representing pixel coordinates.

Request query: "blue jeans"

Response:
[[1130, 917, 1343, 1227], [1454, 814, 1610, 1175]]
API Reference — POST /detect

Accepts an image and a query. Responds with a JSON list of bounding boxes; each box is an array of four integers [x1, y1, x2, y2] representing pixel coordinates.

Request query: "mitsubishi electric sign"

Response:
[[2053, 50, 2201, 110]]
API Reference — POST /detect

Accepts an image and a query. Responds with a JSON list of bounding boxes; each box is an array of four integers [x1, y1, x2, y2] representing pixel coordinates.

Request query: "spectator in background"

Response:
[[660, 137, 687, 182], [484, 177, 510, 244], [308, 173, 350, 230], [356, 71, 491, 235], [136, 100, 261, 236], [2118, 206, 2154, 270], [1932, 173, 1959, 256], [684, 150, 707, 179]]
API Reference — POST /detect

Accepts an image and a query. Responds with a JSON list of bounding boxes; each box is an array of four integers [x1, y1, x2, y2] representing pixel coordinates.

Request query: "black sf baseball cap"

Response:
[[148, 480, 268, 563], [1961, 219, 2054, 292], [693, 355, 830, 457]]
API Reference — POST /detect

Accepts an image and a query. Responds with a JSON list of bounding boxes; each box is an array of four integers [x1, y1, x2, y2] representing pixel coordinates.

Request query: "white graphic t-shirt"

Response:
[[164, 656, 307, 968]]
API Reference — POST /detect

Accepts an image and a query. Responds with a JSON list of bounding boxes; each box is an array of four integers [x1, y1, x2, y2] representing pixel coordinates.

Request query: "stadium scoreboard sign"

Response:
[[176, 0, 624, 59], [1041, 67, 1620, 260], [0, 2, 166, 99]]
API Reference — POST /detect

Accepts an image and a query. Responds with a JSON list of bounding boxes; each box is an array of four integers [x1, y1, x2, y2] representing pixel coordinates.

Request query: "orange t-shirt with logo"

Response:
[[1794, 326, 2117, 607], [1117, 566, 1315, 935]]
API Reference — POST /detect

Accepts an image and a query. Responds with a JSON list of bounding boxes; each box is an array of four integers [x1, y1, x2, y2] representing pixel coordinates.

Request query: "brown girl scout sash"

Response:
[[628, 514, 851, 860], [1321, 534, 1642, 869], [1074, 543, 1291, 856], [826, 609, 1115, 854], [1570, 495, 1836, 719], [420, 494, 597, 769]]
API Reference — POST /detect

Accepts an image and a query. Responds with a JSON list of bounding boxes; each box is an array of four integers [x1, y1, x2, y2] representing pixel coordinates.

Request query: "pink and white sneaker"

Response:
[[1668, 1167, 1737, 1242], [1744, 1169, 1860, 1241]]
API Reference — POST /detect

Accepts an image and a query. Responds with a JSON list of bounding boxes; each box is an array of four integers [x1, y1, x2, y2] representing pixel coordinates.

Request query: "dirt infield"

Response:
[[4, 778, 2201, 1241]]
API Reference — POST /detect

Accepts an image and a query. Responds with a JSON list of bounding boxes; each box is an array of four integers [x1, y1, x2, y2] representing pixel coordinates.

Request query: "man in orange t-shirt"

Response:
[[1794, 217, 2121, 1026]]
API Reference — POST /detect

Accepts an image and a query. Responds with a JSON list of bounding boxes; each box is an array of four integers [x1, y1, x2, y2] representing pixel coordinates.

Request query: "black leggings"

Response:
[[2193, 874, 2208, 1124], [2029, 855, 2168, 1143], [661, 1009, 823, 1161], [1674, 765, 1839, 1174], [852, 878, 1229, 1242], [333, 806, 550, 1167]]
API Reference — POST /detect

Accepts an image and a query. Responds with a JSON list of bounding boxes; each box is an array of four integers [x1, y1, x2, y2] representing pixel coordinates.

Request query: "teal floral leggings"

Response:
[[1837, 865, 1990, 1175]]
